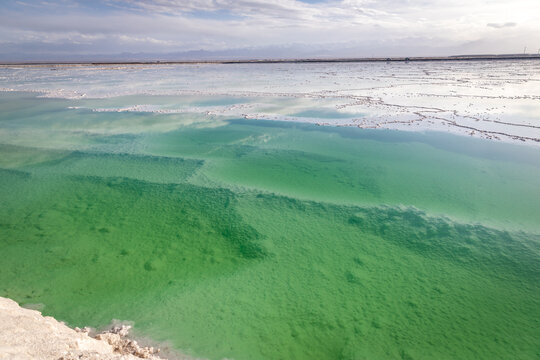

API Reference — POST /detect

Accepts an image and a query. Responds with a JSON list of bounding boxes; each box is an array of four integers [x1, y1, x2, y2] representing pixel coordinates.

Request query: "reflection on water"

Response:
[[1, 60, 540, 143]]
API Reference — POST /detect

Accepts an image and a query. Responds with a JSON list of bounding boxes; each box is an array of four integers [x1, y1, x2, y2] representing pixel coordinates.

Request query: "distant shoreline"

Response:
[[1, 54, 540, 66]]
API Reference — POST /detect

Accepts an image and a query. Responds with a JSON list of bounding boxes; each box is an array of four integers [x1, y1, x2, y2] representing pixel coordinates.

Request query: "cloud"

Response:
[[487, 22, 517, 28], [0, 0, 539, 59]]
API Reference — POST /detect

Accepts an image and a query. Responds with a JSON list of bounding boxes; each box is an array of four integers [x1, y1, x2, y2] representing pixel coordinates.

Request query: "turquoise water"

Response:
[[0, 91, 539, 359]]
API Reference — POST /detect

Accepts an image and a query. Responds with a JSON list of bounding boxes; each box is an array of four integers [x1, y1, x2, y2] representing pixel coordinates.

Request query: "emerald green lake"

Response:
[[0, 88, 539, 360]]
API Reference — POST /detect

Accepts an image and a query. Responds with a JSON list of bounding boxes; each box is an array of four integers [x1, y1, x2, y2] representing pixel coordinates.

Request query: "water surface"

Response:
[[0, 64, 539, 360]]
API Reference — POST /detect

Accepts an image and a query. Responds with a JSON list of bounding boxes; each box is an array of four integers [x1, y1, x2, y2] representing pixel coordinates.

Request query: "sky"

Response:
[[1, 0, 539, 61]]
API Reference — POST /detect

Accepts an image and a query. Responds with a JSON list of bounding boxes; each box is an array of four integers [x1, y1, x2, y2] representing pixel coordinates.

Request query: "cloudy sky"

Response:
[[1, 0, 539, 60]]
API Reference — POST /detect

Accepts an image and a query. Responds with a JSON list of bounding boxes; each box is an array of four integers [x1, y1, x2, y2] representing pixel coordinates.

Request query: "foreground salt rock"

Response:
[[0, 297, 163, 360]]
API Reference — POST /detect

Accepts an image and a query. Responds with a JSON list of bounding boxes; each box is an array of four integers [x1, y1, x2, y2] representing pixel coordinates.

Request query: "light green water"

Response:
[[0, 92, 539, 360]]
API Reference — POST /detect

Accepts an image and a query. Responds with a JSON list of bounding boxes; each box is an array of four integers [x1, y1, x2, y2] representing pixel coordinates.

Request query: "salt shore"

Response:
[[1, 60, 540, 145], [0, 297, 166, 360]]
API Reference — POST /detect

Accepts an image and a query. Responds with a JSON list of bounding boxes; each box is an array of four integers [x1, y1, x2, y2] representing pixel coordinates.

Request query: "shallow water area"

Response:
[[0, 62, 539, 360], [2, 60, 540, 143]]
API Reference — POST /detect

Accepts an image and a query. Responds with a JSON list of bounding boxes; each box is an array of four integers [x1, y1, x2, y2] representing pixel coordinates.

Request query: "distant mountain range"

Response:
[[1, 45, 539, 64]]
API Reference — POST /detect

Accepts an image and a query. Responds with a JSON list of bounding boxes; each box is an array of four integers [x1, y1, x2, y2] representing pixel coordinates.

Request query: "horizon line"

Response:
[[1, 53, 540, 66]]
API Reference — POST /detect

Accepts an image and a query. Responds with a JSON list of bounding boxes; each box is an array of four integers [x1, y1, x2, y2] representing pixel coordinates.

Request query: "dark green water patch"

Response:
[[24, 151, 203, 184], [349, 206, 540, 278], [0, 170, 265, 326]]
